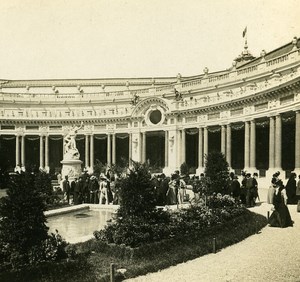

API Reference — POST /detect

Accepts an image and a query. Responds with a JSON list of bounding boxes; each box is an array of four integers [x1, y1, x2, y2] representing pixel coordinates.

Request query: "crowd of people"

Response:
[[57, 167, 299, 229], [57, 168, 263, 208], [60, 170, 116, 205]]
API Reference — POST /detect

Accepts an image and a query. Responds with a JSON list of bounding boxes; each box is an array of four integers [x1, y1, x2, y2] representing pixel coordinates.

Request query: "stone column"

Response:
[[269, 116, 275, 169], [244, 121, 250, 170], [203, 127, 208, 160], [182, 129, 186, 164], [129, 133, 132, 166], [45, 135, 49, 171], [15, 135, 20, 167], [198, 128, 203, 169], [221, 125, 226, 155], [21, 135, 25, 169], [275, 114, 282, 169], [177, 129, 182, 167], [85, 135, 89, 168], [226, 124, 232, 168], [142, 132, 146, 163], [39, 135, 44, 169], [196, 128, 204, 175], [90, 134, 94, 169], [138, 132, 143, 163], [107, 134, 111, 167], [295, 111, 300, 171], [112, 134, 116, 165], [164, 130, 168, 168], [250, 120, 256, 170]]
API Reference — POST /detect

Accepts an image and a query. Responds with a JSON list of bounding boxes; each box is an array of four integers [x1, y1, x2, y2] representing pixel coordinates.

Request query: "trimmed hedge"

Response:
[[0, 210, 267, 281], [78, 209, 266, 261]]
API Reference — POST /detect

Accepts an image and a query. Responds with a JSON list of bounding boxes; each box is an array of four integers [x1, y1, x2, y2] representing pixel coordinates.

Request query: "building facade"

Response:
[[1, 37, 300, 179]]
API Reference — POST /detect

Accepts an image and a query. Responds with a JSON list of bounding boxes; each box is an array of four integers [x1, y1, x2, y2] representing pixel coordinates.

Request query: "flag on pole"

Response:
[[242, 26, 247, 38]]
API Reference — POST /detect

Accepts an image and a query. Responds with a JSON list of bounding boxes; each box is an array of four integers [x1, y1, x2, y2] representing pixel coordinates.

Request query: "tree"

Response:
[[94, 161, 171, 247], [204, 151, 229, 195], [35, 171, 54, 205], [0, 172, 49, 268], [117, 161, 156, 218], [180, 162, 189, 176]]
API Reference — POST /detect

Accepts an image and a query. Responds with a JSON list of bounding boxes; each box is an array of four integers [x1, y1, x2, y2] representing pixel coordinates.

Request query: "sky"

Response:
[[0, 0, 298, 80]]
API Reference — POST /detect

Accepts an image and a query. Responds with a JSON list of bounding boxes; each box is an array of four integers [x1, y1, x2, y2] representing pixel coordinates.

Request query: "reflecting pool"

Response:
[[47, 209, 112, 243]]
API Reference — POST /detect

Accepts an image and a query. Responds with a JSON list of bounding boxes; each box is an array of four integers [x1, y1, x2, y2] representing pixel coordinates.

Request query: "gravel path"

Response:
[[126, 188, 300, 282]]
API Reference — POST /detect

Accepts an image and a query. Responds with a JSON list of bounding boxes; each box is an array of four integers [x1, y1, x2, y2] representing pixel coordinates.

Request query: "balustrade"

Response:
[[0, 48, 299, 118]]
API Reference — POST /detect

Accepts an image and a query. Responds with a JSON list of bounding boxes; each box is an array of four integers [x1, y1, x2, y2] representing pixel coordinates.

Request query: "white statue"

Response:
[[63, 122, 83, 160]]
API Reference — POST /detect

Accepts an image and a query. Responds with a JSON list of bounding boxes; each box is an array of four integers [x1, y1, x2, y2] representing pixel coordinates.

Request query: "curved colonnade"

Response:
[[1, 38, 300, 180]]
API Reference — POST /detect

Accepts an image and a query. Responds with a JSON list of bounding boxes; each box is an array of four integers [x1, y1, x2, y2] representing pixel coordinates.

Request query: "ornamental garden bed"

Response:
[[0, 209, 267, 282]]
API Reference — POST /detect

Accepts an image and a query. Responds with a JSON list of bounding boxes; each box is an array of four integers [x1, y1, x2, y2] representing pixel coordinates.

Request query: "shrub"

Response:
[[43, 230, 68, 261], [204, 151, 229, 194], [0, 172, 68, 270], [117, 161, 156, 218], [180, 162, 189, 176], [0, 172, 49, 268]]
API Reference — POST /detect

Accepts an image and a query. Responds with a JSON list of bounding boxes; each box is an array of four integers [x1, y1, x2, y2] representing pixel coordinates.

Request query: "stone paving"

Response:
[[126, 188, 300, 282]]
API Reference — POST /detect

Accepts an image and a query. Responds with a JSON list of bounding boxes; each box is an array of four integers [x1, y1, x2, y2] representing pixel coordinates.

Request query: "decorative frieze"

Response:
[[185, 116, 197, 123], [244, 106, 254, 115], [208, 113, 220, 120], [231, 108, 243, 116], [1, 125, 15, 130], [94, 124, 106, 130], [268, 98, 280, 109], [116, 123, 128, 129], [26, 125, 39, 130], [220, 111, 230, 119], [280, 94, 294, 105], [255, 102, 268, 111], [198, 115, 207, 122], [49, 125, 62, 131]]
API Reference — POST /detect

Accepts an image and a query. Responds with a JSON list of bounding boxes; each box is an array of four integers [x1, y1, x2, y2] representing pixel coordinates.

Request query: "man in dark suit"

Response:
[[62, 175, 71, 204], [74, 176, 83, 205]]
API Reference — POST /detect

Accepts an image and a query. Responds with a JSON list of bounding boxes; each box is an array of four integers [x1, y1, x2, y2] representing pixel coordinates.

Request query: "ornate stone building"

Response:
[[0, 37, 300, 179]]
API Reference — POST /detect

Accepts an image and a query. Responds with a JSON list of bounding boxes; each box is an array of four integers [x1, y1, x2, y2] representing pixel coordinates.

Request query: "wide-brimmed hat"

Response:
[[100, 173, 107, 180]]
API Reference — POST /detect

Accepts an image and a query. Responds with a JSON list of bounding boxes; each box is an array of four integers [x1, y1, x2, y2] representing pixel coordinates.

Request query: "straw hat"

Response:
[[100, 173, 107, 180]]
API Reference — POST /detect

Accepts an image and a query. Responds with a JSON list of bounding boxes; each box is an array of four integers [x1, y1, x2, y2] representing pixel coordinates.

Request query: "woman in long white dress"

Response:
[[267, 177, 276, 204]]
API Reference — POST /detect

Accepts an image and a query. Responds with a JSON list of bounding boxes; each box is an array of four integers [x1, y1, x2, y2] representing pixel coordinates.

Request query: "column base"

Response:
[[293, 168, 300, 177], [196, 167, 205, 175], [265, 168, 286, 181], [243, 167, 258, 174], [163, 166, 180, 176]]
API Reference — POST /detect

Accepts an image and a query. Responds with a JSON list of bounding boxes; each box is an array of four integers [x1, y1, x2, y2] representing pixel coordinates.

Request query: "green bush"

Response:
[[35, 171, 54, 205], [117, 161, 156, 218], [96, 193, 247, 248], [180, 162, 189, 176], [0, 172, 68, 271], [204, 151, 229, 194]]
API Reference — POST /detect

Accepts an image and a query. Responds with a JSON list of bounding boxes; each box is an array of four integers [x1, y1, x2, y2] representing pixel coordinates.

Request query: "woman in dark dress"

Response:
[[268, 179, 293, 228], [285, 172, 297, 204]]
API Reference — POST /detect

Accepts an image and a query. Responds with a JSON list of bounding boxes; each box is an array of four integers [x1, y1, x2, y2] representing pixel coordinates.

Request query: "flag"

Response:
[[242, 26, 247, 38]]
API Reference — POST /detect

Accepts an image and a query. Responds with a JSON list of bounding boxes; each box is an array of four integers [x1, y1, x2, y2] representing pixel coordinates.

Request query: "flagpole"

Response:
[[244, 27, 248, 50]]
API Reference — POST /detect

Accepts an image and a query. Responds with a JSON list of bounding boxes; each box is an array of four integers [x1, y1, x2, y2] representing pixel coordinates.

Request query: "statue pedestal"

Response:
[[61, 159, 83, 182]]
